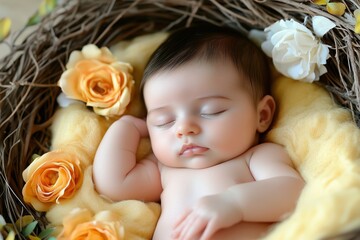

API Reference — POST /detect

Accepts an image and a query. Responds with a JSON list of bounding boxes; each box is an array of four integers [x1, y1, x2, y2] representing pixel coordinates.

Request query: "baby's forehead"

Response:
[[148, 58, 244, 80], [163, 57, 244, 77], [143, 60, 253, 99]]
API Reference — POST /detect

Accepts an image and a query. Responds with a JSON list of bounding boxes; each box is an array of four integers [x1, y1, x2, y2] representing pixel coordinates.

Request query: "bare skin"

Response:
[[156, 145, 278, 240], [93, 60, 304, 240]]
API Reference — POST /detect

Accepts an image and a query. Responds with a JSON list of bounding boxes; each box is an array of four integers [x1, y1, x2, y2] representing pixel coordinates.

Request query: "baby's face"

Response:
[[144, 60, 261, 169]]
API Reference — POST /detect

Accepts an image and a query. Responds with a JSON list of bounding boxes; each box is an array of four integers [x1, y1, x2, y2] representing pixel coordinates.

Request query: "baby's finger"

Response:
[[181, 216, 207, 240], [173, 208, 192, 228], [177, 215, 198, 240], [172, 212, 193, 239], [200, 219, 218, 240]]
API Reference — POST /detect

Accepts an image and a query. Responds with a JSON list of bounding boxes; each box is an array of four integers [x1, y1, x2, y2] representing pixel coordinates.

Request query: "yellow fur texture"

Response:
[[264, 77, 360, 239]]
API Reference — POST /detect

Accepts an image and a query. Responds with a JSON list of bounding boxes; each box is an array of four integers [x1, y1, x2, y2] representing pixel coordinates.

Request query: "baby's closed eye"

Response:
[[200, 103, 228, 118], [148, 113, 175, 128]]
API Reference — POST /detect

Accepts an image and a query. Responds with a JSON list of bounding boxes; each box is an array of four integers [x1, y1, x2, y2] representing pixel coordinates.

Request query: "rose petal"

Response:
[[355, 22, 360, 34], [82, 44, 103, 59], [261, 40, 273, 57], [58, 44, 134, 117], [312, 16, 336, 37], [313, 0, 327, 5], [62, 208, 93, 236], [326, 2, 346, 16], [111, 61, 133, 73], [262, 18, 330, 82], [285, 19, 313, 35], [58, 69, 85, 101], [248, 29, 267, 47], [58, 209, 125, 240], [57, 92, 82, 108], [22, 151, 83, 212], [354, 9, 360, 34], [66, 51, 84, 69], [317, 43, 330, 64], [355, 9, 360, 19]]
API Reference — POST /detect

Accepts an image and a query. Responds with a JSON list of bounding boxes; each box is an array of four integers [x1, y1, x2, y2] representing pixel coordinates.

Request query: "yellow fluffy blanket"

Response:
[[265, 77, 360, 239], [45, 33, 360, 239]]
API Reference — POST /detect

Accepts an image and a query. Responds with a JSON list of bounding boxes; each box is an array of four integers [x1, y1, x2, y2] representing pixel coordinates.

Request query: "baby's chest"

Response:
[[161, 159, 254, 202]]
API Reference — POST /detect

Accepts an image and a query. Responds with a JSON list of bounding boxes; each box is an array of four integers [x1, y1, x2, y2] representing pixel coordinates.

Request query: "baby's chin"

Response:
[[165, 157, 227, 169]]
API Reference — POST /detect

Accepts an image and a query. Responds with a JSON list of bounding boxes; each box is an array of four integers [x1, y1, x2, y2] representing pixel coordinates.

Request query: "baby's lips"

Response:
[[179, 144, 208, 156]]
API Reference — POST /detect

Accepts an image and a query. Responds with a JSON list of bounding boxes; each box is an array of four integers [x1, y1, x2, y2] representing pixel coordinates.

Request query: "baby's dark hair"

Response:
[[141, 25, 271, 102]]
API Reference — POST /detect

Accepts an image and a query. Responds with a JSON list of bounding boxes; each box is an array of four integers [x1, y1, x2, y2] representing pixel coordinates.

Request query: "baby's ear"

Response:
[[256, 95, 276, 133]]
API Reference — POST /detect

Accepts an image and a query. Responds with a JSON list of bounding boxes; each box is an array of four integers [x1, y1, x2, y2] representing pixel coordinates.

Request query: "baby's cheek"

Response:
[[211, 127, 254, 156], [151, 136, 172, 163]]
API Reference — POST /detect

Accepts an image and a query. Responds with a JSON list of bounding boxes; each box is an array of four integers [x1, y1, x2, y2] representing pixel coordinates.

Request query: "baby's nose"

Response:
[[176, 120, 200, 138]]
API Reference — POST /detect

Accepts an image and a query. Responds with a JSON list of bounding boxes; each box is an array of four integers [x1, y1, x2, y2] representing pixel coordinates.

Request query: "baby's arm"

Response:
[[93, 115, 162, 202], [228, 143, 305, 222], [173, 143, 304, 240]]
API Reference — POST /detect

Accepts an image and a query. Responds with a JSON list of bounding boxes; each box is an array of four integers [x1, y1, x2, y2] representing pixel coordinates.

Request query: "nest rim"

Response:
[[1, 0, 360, 238]]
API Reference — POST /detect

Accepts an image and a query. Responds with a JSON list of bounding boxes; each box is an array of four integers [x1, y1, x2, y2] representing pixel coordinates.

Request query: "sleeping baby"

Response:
[[93, 26, 304, 240]]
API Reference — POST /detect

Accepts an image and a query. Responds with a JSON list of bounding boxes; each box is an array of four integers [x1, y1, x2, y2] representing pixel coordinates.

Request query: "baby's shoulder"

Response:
[[246, 142, 299, 180], [252, 142, 287, 152], [247, 142, 292, 166]]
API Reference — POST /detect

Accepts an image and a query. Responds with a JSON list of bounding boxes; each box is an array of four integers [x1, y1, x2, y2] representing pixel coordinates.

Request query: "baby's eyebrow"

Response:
[[147, 106, 169, 116], [195, 95, 231, 101], [147, 96, 230, 115]]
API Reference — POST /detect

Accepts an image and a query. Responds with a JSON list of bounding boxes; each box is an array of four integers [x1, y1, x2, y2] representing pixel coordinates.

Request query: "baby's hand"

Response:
[[172, 192, 243, 240]]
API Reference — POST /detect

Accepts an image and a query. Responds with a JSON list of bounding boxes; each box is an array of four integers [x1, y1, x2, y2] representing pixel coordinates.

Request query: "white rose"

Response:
[[261, 19, 330, 82]]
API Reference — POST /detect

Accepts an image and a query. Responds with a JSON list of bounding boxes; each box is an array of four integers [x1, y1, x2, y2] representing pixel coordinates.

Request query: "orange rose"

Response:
[[22, 150, 83, 212], [58, 208, 124, 240], [58, 44, 134, 117]]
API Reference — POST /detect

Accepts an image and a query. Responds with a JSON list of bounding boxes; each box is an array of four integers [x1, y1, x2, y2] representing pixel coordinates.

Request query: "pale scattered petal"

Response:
[[313, 0, 327, 6], [0, 17, 11, 41], [5, 231, 15, 240], [355, 22, 360, 34], [248, 29, 267, 47], [355, 9, 360, 34], [27, 0, 57, 26], [0, 214, 5, 226], [57, 92, 83, 108], [326, 2, 346, 16], [312, 16, 336, 37], [355, 9, 360, 19]]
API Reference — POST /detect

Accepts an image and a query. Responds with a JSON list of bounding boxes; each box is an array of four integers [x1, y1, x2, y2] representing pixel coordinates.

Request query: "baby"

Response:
[[93, 26, 304, 240]]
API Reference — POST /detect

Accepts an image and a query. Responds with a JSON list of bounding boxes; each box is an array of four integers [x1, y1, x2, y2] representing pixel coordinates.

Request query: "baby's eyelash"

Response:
[[200, 110, 226, 117], [155, 120, 175, 128]]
